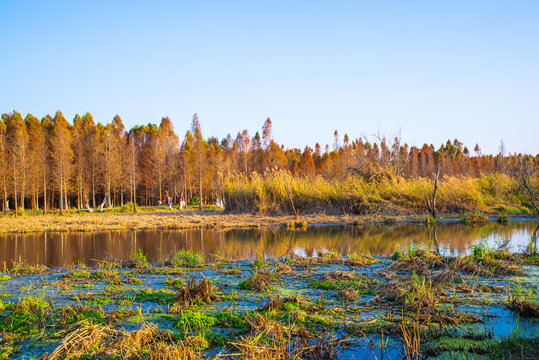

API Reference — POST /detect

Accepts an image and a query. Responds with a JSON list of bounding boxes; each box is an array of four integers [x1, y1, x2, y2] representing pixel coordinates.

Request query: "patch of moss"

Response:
[[134, 289, 176, 305], [215, 311, 249, 328], [176, 311, 218, 329]]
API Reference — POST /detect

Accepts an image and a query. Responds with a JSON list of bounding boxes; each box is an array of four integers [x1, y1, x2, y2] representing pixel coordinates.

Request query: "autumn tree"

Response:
[[25, 114, 44, 209], [6, 111, 29, 215], [111, 115, 128, 206], [191, 113, 206, 209], [51, 111, 73, 215], [158, 117, 179, 199], [0, 118, 6, 212], [299, 147, 316, 176], [72, 114, 85, 209], [98, 121, 122, 207], [40, 115, 53, 214], [127, 128, 139, 211]]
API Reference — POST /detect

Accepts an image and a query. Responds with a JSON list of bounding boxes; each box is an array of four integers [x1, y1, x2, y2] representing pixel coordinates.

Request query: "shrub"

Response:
[[461, 211, 489, 225], [471, 243, 488, 258], [170, 250, 204, 268], [120, 202, 134, 213], [131, 249, 149, 268]]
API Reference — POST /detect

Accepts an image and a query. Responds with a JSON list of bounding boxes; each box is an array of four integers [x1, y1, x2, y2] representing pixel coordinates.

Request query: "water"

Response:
[[0, 219, 537, 268]]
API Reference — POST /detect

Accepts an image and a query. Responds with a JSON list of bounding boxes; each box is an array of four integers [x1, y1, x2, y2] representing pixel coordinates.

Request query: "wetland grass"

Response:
[[506, 284, 539, 318], [0, 243, 537, 359], [239, 270, 277, 292], [174, 275, 216, 309], [224, 171, 528, 216]]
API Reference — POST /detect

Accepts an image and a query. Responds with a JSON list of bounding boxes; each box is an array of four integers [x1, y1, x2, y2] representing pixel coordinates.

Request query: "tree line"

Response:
[[0, 110, 537, 214]]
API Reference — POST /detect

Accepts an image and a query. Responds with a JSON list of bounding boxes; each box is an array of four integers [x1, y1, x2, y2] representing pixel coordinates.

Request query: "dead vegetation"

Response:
[[223, 312, 348, 360], [506, 285, 539, 318], [239, 270, 277, 292], [0, 211, 390, 234], [257, 295, 305, 312], [324, 270, 357, 281], [389, 249, 524, 278], [173, 275, 217, 311], [375, 274, 481, 326], [2, 235, 538, 360], [46, 323, 193, 360], [507, 297, 539, 318]]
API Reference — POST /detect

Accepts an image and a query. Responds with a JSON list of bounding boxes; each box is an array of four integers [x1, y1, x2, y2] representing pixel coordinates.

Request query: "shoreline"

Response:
[[0, 209, 537, 234]]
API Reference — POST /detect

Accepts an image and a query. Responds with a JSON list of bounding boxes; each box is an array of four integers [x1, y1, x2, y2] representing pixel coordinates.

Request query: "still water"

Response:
[[0, 220, 537, 268]]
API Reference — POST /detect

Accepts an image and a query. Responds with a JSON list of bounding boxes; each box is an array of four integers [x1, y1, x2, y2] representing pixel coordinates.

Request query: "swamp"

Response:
[[0, 220, 538, 359]]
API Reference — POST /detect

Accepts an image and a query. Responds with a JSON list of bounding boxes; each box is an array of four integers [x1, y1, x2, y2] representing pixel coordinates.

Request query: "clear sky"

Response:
[[1, 0, 538, 154]]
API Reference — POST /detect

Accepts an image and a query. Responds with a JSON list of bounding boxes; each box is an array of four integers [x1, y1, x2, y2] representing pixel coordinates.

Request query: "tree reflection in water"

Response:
[[0, 221, 537, 268]]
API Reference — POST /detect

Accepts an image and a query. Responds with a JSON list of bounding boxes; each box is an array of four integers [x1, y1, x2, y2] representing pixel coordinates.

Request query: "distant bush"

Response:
[[120, 202, 134, 213], [461, 211, 489, 226]]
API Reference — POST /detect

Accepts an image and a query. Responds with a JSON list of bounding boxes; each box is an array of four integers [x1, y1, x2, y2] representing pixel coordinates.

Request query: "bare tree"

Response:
[[511, 156, 539, 214], [51, 111, 73, 215], [191, 114, 206, 210], [0, 119, 7, 212], [427, 163, 441, 219]]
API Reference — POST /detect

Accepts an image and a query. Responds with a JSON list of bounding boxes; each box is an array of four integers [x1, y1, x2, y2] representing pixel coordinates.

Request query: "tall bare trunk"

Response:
[[427, 164, 440, 219], [132, 140, 137, 213], [64, 179, 68, 210], [12, 153, 18, 218], [92, 160, 96, 208], [59, 151, 64, 215], [59, 174, 63, 216], [43, 161, 47, 215], [1, 148, 6, 213]]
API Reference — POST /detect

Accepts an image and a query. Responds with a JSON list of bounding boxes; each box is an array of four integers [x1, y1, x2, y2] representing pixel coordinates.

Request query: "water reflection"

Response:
[[0, 221, 537, 268]]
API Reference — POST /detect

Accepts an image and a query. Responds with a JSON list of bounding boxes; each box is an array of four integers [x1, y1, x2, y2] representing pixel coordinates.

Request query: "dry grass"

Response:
[[222, 312, 347, 360], [389, 249, 524, 278], [324, 270, 357, 281], [46, 323, 196, 360], [0, 210, 421, 234], [257, 295, 305, 312], [506, 285, 539, 318], [224, 171, 524, 215], [507, 298, 539, 318], [388, 250, 445, 275], [172, 275, 217, 311], [376, 274, 481, 326], [239, 270, 276, 292], [289, 251, 379, 268]]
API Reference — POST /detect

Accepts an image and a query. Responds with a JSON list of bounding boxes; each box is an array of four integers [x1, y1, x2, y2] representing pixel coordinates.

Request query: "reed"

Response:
[[224, 171, 525, 216]]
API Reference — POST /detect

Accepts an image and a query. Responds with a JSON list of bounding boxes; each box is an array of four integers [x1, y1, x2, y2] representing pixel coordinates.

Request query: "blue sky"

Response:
[[1, 0, 538, 154]]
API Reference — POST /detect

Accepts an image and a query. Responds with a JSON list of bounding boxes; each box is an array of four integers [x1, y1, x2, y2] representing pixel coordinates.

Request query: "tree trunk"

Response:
[[43, 165, 47, 215], [64, 179, 68, 211], [132, 141, 137, 213], [20, 153, 25, 210], [427, 164, 440, 219], [59, 174, 64, 215], [92, 162, 96, 209], [13, 154, 18, 218]]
